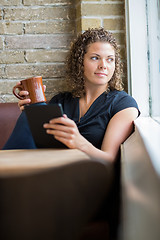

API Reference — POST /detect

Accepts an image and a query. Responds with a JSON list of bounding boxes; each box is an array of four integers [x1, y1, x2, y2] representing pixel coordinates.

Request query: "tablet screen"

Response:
[[24, 103, 67, 148]]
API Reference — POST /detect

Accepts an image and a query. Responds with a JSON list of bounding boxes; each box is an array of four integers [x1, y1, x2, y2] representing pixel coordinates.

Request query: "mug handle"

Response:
[[12, 85, 25, 100]]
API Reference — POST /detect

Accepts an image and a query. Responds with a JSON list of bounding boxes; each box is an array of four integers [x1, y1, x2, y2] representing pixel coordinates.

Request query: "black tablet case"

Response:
[[24, 103, 67, 148]]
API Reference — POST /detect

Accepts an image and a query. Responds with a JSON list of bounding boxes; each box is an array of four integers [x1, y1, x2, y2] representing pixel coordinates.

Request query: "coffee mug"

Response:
[[13, 76, 46, 104]]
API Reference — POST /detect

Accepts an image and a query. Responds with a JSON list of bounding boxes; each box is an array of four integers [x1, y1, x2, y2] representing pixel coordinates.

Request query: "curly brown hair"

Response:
[[66, 28, 123, 97]]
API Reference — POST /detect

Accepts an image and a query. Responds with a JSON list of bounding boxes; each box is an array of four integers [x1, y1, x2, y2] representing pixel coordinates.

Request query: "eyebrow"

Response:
[[91, 53, 115, 57]]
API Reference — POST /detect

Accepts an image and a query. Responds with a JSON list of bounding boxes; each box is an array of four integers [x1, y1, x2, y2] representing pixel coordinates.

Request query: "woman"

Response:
[[3, 28, 140, 163]]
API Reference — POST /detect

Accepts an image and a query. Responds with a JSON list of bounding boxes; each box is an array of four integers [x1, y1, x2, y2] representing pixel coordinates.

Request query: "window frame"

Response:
[[125, 0, 150, 117], [125, 0, 160, 175], [146, 0, 160, 119]]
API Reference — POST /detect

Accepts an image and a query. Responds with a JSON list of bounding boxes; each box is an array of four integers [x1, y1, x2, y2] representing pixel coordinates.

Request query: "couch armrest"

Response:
[[0, 103, 21, 149]]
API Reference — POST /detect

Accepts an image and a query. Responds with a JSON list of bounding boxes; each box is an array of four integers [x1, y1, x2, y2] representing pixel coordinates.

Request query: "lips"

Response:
[[95, 72, 107, 76]]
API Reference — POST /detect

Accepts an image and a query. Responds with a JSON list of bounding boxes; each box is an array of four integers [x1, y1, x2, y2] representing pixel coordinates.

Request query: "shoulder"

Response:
[[108, 90, 140, 117], [107, 90, 137, 104], [108, 89, 130, 98]]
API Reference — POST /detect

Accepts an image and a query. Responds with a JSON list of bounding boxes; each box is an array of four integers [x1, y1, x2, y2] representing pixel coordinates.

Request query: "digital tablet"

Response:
[[24, 103, 67, 148]]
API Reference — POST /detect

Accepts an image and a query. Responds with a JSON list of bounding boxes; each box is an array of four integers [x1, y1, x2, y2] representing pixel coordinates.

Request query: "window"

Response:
[[125, 0, 160, 119], [125, 0, 160, 174], [125, 0, 149, 116]]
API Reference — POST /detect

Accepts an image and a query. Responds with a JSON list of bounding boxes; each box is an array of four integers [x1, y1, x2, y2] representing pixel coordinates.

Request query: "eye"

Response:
[[107, 57, 115, 62], [91, 56, 99, 60]]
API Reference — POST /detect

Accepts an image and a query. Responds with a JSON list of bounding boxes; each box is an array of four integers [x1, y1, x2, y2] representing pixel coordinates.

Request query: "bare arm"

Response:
[[44, 107, 138, 163], [80, 107, 138, 162]]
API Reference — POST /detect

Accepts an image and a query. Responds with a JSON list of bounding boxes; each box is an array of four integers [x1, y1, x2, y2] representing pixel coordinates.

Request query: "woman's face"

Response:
[[83, 41, 115, 89]]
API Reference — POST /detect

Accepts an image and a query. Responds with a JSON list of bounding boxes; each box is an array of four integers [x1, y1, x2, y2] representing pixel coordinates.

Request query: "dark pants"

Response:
[[3, 111, 36, 150]]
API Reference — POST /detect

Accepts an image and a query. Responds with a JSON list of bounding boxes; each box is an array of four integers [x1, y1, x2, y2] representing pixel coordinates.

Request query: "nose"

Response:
[[98, 59, 107, 69]]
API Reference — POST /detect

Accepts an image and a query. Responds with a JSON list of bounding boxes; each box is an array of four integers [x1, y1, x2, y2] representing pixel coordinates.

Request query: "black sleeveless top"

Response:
[[49, 90, 140, 149]]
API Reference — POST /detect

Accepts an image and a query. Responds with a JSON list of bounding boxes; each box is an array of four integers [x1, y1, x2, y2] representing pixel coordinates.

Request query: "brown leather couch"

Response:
[[0, 103, 21, 149], [0, 103, 120, 240]]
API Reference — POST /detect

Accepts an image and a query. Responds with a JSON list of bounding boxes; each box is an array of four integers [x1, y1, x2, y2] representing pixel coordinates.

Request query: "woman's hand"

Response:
[[16, 82, 30, 111], [16, 82, 46, 111], [43, 114, 88, 149]]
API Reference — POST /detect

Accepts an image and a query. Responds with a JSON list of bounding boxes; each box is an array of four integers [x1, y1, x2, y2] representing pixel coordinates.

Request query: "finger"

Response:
[[18, 99, 31, 111], [18, 99, 31, 107], [20, 105, 24, 111], [54, 135, 75, 149], [49, 116, 75, 127], [18, 102, 27, 111], [19, 90, 29, 97], [43, 85, 46, 92], [46, 128, 72, 139], [43, 122, 75, 134], [15, 81, 21, 86]]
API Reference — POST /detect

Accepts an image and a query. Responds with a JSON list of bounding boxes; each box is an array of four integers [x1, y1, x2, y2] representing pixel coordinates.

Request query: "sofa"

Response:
[[0, 102, 120, 240], [0, 103, 21, 150]]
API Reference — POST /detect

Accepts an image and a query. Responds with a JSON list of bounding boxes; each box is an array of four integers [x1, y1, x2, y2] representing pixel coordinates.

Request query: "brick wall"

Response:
[[0, 0, 76, 102], [0, 0, 127, 103]]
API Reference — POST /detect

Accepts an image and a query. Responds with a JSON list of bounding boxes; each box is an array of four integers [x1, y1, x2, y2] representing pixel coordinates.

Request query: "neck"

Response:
[[83, 85, 107, 102], [79, 87, 106, 119]]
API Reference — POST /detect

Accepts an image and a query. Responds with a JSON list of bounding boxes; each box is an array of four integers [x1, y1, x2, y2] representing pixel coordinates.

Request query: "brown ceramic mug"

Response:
[[13, 76, 46, 104]]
